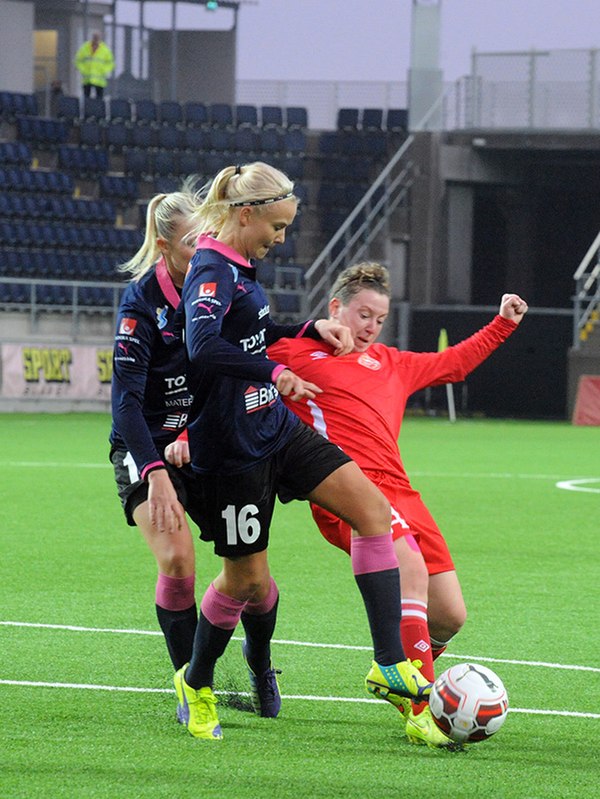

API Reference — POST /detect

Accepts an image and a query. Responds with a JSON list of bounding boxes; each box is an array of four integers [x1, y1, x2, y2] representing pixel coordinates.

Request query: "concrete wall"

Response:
[[0, 0, 35, 92]]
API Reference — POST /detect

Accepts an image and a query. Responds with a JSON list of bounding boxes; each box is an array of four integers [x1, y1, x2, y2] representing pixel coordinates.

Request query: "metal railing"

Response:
[[572, 233, 600, 348]]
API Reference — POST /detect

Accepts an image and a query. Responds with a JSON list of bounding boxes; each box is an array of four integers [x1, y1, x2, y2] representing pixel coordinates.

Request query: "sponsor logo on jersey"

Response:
[[156, 305, 168, 330], [244, 384, 278, 414], [258, 304, 269, 319], [198, 282, 217, 298], [162, 412, 188, 431], [358, 352, 381, 370], [310, 351, 328, 360], [119, 317, 137, 335], [240, 328, 266, 354]]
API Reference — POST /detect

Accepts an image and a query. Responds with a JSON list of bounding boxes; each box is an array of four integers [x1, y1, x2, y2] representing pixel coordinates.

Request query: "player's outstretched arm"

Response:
[[499, 293, 528, 324]]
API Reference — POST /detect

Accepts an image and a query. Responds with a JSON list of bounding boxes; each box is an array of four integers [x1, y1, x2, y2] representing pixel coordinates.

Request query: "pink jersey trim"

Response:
[[141, 461, 165, 481], [296, 320, 313, 337], [271, 364, 287, 382], [155, 257, 182, 309], [155, 573, 195, 611], [196, 234, 255, 271], [350, 533, 398, 575]]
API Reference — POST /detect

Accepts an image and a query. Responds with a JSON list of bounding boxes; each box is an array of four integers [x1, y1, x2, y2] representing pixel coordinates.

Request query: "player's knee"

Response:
[[429, 606, 467, 642]]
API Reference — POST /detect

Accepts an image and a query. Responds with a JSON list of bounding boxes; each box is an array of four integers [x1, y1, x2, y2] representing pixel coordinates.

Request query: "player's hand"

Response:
[[313, 319, 354, 355], [499, 293, 528, 324], [276, 368, 322, 401], [164, 438, 190, 467], [147, 468, 186, 534]]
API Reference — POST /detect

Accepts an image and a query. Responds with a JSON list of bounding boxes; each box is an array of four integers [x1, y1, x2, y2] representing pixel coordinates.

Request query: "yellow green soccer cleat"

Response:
[[365, 659, 432, 707], [174, 665, 223, 741], [405, 705, 466, 751]]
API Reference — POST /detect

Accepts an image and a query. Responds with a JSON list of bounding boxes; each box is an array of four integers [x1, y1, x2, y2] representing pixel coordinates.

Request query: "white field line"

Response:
[[2, 620, 599, 673], [0, 678, 598, 719], [1, 460, 597, 483]]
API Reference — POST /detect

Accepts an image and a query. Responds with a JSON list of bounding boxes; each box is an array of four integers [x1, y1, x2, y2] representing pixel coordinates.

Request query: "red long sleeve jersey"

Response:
[[267, 315, 517, 486]]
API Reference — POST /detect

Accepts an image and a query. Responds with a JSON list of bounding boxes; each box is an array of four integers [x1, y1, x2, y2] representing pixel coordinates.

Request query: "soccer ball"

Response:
[[429, 663, 509, 743]]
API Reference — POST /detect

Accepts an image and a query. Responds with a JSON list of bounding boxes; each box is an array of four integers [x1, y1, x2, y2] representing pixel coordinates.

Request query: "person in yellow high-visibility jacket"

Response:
[[74, 31, 115, 99]]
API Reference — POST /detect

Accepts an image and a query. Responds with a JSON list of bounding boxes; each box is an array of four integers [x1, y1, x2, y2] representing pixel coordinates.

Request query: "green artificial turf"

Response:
[[0, 414, 598, 799]]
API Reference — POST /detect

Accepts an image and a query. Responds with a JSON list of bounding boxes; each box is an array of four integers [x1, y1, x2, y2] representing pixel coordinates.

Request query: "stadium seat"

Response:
[[153, 150, 177, 179], [279, 155, 304, 180], [285, 107, 308, 129], [261, 105, 284, 129], [337, 107, 360, 131], [16, 116, 69, 148], [135, 99, 158, 126], [209, 127, 234, 153], [157, 125, 182, 150], [385, 108, 408, 132], [99, 174, 138, 202], [83, 97, 106, 123], [56, 95, 81, 126], [105, 122, 131, 152], [233, 127, 259, 156], [177, 150, 201, 177], [276, 263, 304, 289], [0, 141, 32, 166], [159, 100, 183, 127], [235, 104, 258, 128], [184, 101, 209, 128], [109, 97, 132, 125], [273, 292, 301, 315], [258, 128, 284, 156], [181, 126, 210, 151], [283, 129, 306, 154], [209, 103, 233, 128], [362, 108, 384, 130], [124, 149, 151, 178], [130, 125, 156, 149], [78, 121, 103, 148]]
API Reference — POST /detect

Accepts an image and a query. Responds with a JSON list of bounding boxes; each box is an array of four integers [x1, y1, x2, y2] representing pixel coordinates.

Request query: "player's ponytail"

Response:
[[119, 187, 200, 280]]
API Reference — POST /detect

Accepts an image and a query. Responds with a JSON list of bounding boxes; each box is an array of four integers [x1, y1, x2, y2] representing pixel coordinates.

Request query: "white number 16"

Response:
[[221, 503, 261, 545]]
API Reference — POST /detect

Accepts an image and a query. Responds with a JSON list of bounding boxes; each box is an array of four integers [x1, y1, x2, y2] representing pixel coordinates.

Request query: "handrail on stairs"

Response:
[[572, 229, 600, 348]]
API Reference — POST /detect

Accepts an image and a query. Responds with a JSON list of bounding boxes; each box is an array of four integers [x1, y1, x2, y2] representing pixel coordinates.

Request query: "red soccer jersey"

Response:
[[267, 314, 517, 485]]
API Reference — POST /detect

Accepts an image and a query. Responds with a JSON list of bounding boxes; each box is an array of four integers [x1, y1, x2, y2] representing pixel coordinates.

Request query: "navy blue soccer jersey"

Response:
[[181, 235, 320, 475], [110, 258, 192, 479]]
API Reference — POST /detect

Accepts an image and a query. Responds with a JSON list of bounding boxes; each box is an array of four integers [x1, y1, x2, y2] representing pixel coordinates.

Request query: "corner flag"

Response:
[[438, 327, 456, 422]]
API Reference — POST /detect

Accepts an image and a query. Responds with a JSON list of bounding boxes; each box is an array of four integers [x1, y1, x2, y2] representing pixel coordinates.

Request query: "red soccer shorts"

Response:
[[310, 470, 455, 576]]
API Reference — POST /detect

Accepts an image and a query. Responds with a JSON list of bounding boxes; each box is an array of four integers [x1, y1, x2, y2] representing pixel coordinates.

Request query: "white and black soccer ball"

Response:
[[429, 663, 509, 744]]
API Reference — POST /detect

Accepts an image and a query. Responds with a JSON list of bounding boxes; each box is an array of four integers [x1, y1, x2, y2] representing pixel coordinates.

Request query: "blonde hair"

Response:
[[190, 161, 297, 236], [329, 261, 391, 305], [119, 183, 201, 280]]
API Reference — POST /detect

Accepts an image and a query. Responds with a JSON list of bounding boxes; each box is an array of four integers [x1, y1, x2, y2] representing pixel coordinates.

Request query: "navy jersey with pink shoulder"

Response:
[[181, 235, 320, 475], [110, 258, 191, 479]]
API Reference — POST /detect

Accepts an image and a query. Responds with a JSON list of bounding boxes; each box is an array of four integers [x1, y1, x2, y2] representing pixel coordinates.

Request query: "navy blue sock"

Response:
[[185, 612, 235, 689], [354, 568, 404, 665], [156, 603, 198, 670], [241, 596, 279, 675]]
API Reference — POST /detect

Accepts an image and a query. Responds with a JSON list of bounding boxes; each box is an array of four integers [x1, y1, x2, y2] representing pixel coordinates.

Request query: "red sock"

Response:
[[430, 636, 449, 662], [401, 598, 434, 716]]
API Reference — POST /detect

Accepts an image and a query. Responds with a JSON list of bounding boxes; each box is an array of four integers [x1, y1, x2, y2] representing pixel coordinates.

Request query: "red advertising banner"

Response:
[[1, 343, 112, 400]]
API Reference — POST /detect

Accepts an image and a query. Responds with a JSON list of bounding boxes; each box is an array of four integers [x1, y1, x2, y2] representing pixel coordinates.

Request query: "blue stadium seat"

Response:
[[273, 292, 301, 316], [182, 126, 210, 152], [283, 129, 306, 154], [17, 117, 69, 148], [261, 105, 283, 129], [0, 141, 32, 166], [209, 103, 233, 128], [385, 108, 408, 132], [159, 101, 183, 127], [109, 97, 132, 125], [184, 101, 208, 128], [135, 99, 158, 126], [258, 128, 283, 155], [157, 125, 182, 151], [177, 150, 201, 177], [153, 150, 177, 178], [362, 108, 384, 130], [209, 127, 234, 153], [130, 125, 156, 149], [83, 97, 106, 123], [285, 107, 308, 129], [233, 127, 259, 156], [235, 104, 258, 128], [99, 174, 138, 202], [124, 149, 151, 178], [79, 121, 103, 147], [337, 107, 360, 131], [105, 122, 131, 152], [56, 95, 81, 126]]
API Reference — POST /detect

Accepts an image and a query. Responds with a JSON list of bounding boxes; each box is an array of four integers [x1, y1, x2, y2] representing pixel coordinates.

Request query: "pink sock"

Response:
[[351, 533, 398, 574], [200, 582, 246, 630], [155, 573, 195, 611]]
